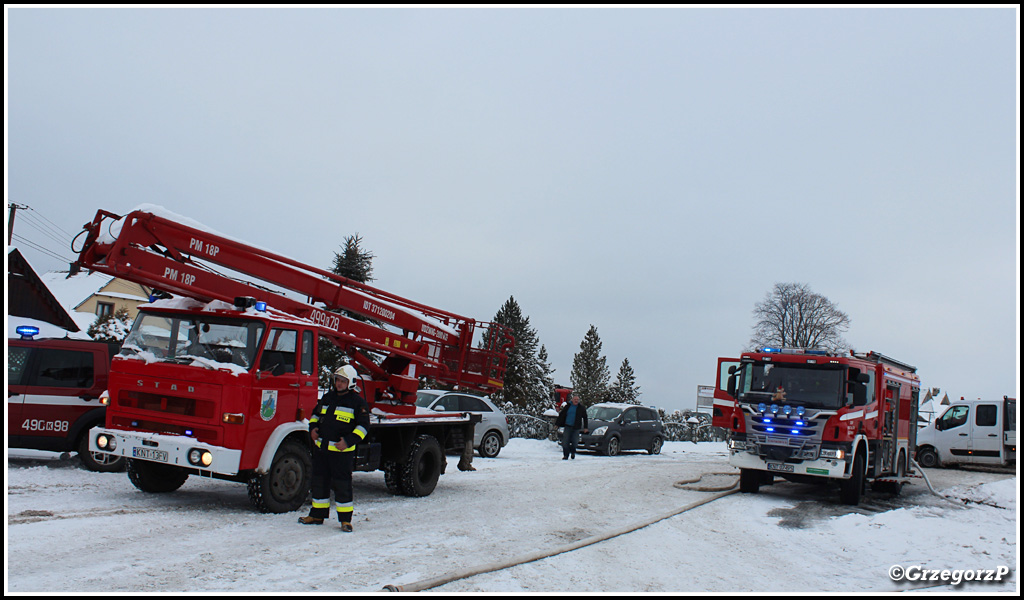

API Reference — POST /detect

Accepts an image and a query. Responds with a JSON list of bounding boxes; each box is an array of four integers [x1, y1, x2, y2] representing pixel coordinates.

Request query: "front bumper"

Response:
[[88, 427, 242, 475], [729, 448, 850, 479]]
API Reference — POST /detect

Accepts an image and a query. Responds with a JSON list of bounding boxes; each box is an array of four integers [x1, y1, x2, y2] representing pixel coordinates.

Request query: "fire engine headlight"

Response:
[[188, 448, 213, 467], [96, 434, 116, 451], [820, 448, 845, 460]]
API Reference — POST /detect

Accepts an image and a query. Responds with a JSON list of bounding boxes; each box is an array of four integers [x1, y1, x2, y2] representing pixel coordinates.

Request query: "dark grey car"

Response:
[[577, 403, 665, 456]]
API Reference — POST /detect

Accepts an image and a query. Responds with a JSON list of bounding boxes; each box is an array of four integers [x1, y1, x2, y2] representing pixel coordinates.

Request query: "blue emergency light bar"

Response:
[[16, 325, 40, 340]]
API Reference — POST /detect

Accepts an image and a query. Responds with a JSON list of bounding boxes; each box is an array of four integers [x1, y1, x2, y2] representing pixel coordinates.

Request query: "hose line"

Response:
[[382, 486, 739, 592]]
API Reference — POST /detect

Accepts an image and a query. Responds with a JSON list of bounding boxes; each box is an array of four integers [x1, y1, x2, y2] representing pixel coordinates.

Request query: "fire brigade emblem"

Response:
[[260, 390, 278, 421]]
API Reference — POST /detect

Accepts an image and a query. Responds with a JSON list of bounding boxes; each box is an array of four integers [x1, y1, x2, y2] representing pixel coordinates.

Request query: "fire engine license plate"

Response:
[[767, 462, 794, 472], [133, 447, 169, 463]]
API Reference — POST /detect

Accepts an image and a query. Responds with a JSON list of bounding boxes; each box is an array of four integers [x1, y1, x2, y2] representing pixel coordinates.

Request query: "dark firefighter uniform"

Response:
[[304, 384, 370, 526]]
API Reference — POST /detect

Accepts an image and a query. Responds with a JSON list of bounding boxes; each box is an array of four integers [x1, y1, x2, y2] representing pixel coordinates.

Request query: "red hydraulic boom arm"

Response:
[[73, 208, 513, 408]]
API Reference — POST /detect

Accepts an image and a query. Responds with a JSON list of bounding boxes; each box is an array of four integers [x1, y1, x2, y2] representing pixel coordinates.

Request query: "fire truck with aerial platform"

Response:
[[74, 207, 513, 513], [713, 348, 920, 505]]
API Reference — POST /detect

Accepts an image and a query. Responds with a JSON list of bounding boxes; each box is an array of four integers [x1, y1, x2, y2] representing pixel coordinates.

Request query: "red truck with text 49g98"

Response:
[[74, 207, 513, 513], [713, 348, 920, 505]]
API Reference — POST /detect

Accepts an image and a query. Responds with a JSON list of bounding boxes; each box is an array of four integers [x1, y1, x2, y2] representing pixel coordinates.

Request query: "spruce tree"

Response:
[[570, 325, 610, 406], [487, 296, 544, 411], [87, 307, 132, 343], [319, 233, 376, 388], [610, 358, 641, 404]]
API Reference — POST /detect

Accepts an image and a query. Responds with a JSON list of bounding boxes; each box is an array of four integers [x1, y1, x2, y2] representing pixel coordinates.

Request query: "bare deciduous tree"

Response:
[[750, 283, 850, 353]]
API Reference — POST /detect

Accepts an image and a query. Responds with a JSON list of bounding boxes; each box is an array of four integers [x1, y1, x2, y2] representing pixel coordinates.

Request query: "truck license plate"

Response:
[[767, 462, 794, 472], [133, 447, 169, 463]]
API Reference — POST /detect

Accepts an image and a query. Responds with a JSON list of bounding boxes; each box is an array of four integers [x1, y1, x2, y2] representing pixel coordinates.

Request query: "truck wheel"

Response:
[[127, 459, 189, 493], [840, 451, 866, 505], [77, 434, 126, 473], [739, 469, 760, 493], [604, 436, 621, 457], [401, 435, 443, 497], [916, 447, 939, 469], [478, 431, 502, 458], [383, 460, 407, 495], [247, 439, 312, 513]]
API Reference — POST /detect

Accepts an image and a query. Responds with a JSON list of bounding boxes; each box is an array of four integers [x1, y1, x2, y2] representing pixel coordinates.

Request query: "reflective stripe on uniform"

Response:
[[336, 502, 353, 513], [353, 426, 368, 440], [333, 407, 355, 423], [312, 498, 330, 509]]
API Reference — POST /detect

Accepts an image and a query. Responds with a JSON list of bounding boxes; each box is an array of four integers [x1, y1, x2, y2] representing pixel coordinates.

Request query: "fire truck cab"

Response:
[[717, 348, 920, 505]]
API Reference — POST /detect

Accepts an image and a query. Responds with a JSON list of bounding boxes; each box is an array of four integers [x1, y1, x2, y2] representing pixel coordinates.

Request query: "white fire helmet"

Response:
[[334, 365, 358, 389]]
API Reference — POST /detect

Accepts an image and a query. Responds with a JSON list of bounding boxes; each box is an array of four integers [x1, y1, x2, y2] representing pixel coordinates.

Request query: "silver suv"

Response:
[[416, 390, 510, 458]]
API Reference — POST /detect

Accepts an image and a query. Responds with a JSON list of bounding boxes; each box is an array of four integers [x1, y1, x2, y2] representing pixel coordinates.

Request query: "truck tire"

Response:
[[247, 439, 312, 513], [127, 458, 189, 493], [478, 431, 502, 459], [401, 435, 443, 497], [840, 451, 866, 505], [739, 469, 760, 493], [77, 433, 126, 473], [916, 447, 939, 469]]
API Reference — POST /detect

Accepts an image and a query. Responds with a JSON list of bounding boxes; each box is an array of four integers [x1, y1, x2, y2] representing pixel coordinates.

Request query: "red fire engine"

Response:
[[75, 207, 513, 512], [715, 348, 920, 505]]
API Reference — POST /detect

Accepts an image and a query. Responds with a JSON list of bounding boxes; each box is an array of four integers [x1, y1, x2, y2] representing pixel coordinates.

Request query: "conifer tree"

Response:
[[487, 296, 545, 411], [570, 325, 610, 406], [609, 358, 641, 404], [87, 307, 132, 343], [319, 233, 376, 388]]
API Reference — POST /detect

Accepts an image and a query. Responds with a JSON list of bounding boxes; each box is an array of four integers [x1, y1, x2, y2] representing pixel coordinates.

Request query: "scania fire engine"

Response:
[[714, 348, 920, 505], [74, 207, 513, 512]]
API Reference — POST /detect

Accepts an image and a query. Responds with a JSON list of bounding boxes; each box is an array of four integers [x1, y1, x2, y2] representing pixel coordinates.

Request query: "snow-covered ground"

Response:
[[5, 439, 1017, 593]]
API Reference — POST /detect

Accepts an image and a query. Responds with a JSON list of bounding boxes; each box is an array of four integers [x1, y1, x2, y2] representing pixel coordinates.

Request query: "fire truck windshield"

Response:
[[737, 362, 845, 410], [121, 312, 265, 370]]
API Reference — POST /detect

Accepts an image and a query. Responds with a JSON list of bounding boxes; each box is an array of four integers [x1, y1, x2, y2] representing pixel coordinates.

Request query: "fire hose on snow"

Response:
[[381, 482, 739, 592]]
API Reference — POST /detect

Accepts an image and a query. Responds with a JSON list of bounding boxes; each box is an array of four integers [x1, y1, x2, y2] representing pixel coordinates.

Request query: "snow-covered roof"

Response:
[[40, 270, 112, 313]]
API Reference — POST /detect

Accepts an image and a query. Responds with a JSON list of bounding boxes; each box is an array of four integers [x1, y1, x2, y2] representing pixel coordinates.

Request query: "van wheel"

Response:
[[127, 459, 189, 493], [648, 436, 663, 455], [247, 439, 312, 513], [604, 436, 621, 457], [916, 447, 939, 469], [77, 434, 126, 473]]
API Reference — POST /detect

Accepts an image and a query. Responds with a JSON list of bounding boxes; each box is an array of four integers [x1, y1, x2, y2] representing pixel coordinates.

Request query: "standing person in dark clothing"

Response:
[[298, 364, 370, 532], [555, 393, 589, 460]]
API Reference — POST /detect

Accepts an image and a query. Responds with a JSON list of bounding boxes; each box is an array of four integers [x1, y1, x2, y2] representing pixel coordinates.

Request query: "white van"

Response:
[[915, 397, 1016, 468]]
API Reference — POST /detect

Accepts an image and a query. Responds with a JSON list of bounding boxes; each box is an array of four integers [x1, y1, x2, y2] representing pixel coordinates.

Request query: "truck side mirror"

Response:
[[726, 366, 738, 398]]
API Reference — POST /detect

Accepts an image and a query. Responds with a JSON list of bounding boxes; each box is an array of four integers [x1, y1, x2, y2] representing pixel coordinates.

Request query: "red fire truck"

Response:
[[75, 208, 513, 512], [715, 348, 920, 505]]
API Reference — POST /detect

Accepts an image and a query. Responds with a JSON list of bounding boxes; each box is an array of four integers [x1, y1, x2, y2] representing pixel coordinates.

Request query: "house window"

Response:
[[96, 302, 114, 319]]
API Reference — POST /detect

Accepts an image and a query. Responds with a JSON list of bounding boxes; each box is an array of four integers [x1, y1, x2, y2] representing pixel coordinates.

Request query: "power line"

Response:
[[11, 233, 75, 265]]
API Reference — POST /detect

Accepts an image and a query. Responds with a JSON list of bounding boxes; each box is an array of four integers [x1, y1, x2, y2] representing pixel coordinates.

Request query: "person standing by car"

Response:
[[556, 394, 589, 460], [298, 365, 369, 532]]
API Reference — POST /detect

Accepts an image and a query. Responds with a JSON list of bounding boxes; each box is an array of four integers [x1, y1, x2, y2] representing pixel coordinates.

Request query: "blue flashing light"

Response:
[[791, 430, 799, 435], [795, 421, 805, 426], [797, 406, 806, 416], [766, 427, 774, 432], [762, 347, 781, 353], [770, 404, 779, 414], [255, 301, 267, 312], [16, 325, 40, 340], [185, 429, 194, 437], [783, 405, 793, 415], [758, 403, 767, 413]]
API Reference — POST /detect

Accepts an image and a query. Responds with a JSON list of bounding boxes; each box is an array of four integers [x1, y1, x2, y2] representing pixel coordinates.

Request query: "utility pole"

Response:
[[8, 203, 29, 245]]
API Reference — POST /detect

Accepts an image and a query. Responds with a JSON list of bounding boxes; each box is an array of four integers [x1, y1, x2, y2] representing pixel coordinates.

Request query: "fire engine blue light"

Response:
[[770, 404, 779, 414], [763, 418, 772, 424], [797, 406, 806, 416], [762, 347, 781, 353], [185, 429, 194, 436], [766, 427, 775, 432], [758, 403, 767, 413], [795, 421, 804, 426], [16, 325, 40, 339], [783, 405, 792, 415], [255, 301, 267, 312], [791, 430, 799, 435]]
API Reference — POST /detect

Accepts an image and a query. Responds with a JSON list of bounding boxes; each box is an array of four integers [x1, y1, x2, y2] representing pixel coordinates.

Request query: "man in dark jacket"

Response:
[[298, 365, 370, 531], [555, 393, 588, 460]]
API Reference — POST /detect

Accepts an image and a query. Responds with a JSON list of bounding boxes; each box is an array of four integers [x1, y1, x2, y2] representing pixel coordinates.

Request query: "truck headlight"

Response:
[[96, 434, 116, 451], [188, 448, 213, 467], [820, 448, 845, 460]]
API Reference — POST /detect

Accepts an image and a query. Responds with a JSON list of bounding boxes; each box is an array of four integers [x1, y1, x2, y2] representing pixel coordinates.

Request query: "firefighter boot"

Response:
[[340, 522, 353, 533], [298, 516, 324, 525]]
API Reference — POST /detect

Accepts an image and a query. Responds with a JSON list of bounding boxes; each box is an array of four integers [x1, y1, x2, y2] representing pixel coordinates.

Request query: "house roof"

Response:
[[7, 249, 80, 332]]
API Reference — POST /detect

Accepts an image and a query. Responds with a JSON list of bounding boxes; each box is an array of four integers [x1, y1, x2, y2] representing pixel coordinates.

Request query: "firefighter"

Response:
[[298, 364, 370, 532]]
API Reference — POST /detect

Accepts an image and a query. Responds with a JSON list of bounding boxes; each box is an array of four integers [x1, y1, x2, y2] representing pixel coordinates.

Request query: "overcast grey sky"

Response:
[[6, 7, 1018, 412]]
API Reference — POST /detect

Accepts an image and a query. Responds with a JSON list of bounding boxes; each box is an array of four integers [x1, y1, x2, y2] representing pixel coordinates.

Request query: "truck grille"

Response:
[[117, 390, 216, 418]]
